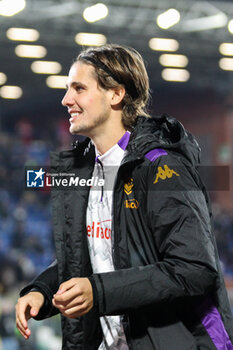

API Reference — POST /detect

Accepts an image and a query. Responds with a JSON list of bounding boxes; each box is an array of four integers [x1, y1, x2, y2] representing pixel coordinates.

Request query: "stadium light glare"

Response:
[[7, 27, 39, 42], [181, 13, 227, 32], [0, 85, 23, 99], [31, 61, 62, 74], [157, 9, 180, 30], [228, 20, 233, 34], [161, 68, 190, 82], [0, 72, 7, 85], [149, 38, 179, 52], [75, 33, 107, 46], [0, 0, 26, 17], [15, 45, 47, 58], [219, 43, 233, 56], [46, 75, 68, 89], [83, 3, 108, 23], [159, 54, 188, 67], [219, 58, 233, 71]]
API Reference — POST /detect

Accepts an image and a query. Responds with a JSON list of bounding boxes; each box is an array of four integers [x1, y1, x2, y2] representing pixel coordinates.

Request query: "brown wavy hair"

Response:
[[75, 44, 151, 130]]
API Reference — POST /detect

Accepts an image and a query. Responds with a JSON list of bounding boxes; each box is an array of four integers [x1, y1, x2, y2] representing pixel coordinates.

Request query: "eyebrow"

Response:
[[66, 81, 88, 89]]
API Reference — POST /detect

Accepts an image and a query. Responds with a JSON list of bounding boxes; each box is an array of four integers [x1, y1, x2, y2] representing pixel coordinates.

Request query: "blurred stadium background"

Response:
[[0, 0, 233, 349]]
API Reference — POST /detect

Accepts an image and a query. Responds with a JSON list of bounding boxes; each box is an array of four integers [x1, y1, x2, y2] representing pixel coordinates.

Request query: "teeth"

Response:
[[71, 112, 81, 117]]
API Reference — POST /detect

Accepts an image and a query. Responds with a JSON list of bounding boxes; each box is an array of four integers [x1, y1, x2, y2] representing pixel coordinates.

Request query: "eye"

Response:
[[75, 85, 84, 92]]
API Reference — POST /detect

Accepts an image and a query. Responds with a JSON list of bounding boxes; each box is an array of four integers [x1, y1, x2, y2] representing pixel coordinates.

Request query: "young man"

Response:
[[16, 44, 233, 350]]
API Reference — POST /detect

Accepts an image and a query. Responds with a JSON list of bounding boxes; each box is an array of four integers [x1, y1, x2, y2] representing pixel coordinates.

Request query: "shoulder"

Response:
[[144, 148, 168, 162], [143, 149, 199, 192]]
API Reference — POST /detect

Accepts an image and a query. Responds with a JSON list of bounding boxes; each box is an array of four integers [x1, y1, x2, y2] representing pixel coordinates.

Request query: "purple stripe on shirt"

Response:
[[145, 148, 168, 161], [117, 131, 131, 150], [198, 298, 233, 349]]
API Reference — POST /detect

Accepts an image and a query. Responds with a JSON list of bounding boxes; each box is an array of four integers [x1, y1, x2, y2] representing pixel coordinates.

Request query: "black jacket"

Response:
[[21, 115, 233, 350]]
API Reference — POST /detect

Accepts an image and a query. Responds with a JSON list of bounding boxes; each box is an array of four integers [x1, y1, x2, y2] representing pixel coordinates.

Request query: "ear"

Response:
[[110, 86, 126, 107]]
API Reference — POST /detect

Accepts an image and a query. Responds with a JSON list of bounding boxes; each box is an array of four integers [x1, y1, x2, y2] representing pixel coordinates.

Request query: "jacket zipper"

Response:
[[96, 157, 105, 202], [112, 157, 143, 269]]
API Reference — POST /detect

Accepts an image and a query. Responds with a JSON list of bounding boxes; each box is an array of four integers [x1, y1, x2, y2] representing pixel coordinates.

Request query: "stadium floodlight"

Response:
[[0, 0, 26, 17], [219, 58, 233, 71], [157, 9, 180, 30], [0, 85, 23, 99], [83, 3, 108, 23], [75, 33, 107, 46], [149, 38, 179, 52], [219, 43, 233, 56], [0, 72, 7, 85], [161, 68, 190, 82], [7, 28, 39, 42], [15, 45, 47, 58], [228, 20, 233, 34], [31, 61, 62, 74], [46, 76, 68, 89], [159, 54, 188, 67]]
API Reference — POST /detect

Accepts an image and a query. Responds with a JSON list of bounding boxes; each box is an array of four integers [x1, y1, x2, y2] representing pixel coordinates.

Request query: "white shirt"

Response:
[[86, 132, 130, 350]]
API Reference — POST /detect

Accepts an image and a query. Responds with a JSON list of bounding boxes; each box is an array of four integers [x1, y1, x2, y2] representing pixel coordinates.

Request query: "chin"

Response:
[[69, 121, 80, 133], [69, 125, 76, 135], [69, 124, 88, 137]]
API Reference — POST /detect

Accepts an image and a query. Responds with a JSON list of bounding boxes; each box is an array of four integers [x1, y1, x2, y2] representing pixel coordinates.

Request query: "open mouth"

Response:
[[69, 112, 82, 122]]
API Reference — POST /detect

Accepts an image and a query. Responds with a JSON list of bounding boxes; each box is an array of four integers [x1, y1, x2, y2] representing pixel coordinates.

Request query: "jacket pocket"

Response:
[[129, 311, 197, 350]]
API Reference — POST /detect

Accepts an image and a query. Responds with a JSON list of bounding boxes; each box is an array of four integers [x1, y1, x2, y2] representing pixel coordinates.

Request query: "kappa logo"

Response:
[[124, 178, 134, 195], [154, 165, 180, 184]]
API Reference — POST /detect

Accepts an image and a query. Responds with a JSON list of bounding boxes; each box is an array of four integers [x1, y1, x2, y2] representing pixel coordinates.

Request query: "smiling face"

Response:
[[62, 61, 114, 138]]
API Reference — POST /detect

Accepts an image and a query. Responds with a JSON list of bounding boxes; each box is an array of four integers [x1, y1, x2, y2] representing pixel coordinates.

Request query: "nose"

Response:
[[61, 89, 73, 107]]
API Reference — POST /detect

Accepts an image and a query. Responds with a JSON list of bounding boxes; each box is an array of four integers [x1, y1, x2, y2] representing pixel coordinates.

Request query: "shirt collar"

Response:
[[95, 130, 131, 165]]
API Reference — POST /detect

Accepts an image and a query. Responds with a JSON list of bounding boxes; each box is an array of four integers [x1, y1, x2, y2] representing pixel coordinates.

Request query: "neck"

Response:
[[92, 125, 127, 155]]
